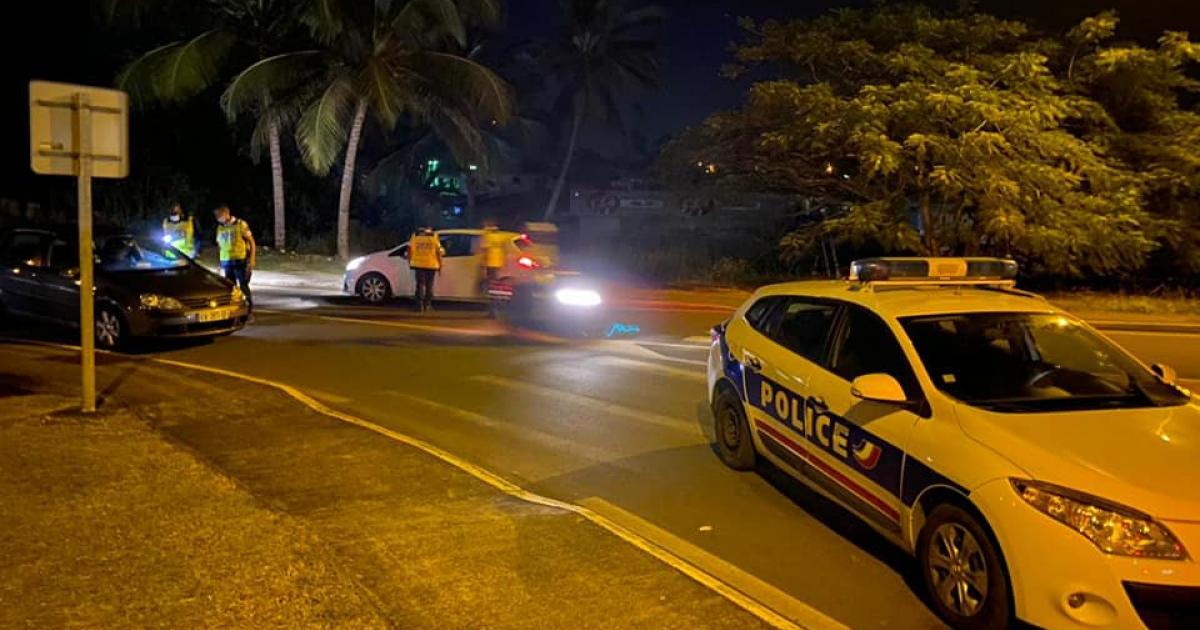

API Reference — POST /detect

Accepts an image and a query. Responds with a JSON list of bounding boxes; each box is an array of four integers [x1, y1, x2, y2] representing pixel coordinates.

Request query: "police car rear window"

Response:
[[744, 297, 782, 333]]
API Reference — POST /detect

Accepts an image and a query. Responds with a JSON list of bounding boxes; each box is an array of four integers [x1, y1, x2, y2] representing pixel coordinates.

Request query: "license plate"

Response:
[[195, 307, 235, 323]]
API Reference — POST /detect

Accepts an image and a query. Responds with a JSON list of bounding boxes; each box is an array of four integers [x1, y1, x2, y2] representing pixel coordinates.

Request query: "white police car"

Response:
[[707, 258, 1199, 629]]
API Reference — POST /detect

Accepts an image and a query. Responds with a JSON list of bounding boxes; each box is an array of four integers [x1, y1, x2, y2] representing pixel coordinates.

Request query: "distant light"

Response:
[[824, 163, 836, 175], [468, 164, 478, 171]]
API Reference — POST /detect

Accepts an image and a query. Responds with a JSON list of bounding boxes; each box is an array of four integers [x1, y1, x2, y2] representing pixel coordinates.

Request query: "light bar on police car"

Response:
[[849, 257, 1018, 283]]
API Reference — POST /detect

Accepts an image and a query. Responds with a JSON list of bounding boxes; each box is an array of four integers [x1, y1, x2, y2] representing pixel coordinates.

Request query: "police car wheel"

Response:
[[356, 273, 391, 304], [918, 504, 1011, 630], [712, 386, 755, 470]]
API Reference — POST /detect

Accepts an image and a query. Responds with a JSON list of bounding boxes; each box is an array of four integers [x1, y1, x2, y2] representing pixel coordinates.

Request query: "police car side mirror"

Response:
[[850, 373, 909, 405], [1151, 363, 1178, 385]]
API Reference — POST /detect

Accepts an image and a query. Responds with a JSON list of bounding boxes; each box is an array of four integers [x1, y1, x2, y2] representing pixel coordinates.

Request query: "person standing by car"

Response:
[[162, 202, 196, 258], [407, 227, 443, 312], [481, 222, 508, 317], [213, 204, 256, 310]]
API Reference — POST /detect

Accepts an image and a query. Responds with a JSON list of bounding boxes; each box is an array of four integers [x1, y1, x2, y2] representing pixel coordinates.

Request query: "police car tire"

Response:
[[713, 386, 756, 471], [917, 503, 1012, 630]]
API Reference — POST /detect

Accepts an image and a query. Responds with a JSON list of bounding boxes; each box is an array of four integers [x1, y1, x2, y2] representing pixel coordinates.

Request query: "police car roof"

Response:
[[753, 280, 1059, 319]]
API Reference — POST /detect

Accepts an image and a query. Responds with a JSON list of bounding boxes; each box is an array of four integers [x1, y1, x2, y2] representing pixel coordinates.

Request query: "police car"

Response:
[[707, 258, 1199, 630]]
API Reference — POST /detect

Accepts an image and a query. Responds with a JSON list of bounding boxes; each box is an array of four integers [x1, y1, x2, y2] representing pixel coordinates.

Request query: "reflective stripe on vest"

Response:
[[217, 219, 248, 262], [409, 234, 442, 269]]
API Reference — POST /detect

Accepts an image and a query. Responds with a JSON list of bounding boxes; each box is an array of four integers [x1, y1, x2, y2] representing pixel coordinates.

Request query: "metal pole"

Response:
[[76, 92, 95, 413]]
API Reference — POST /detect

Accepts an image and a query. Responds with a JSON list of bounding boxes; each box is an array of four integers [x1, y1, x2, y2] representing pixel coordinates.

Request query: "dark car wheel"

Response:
[[95, 305, 126, 350], [356, 273, 391, 304], [712, 385, 756, 470], [918, 504, 1012, 630]]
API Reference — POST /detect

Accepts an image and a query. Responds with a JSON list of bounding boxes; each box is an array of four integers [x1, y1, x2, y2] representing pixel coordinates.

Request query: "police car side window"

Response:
[[771, 298, 837, 362], [744, 297, 782, 335], [831, 306, 921, 399]]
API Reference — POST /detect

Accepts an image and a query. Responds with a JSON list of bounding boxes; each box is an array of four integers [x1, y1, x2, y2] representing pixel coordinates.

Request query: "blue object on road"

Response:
[[604, 322, 641, 338]]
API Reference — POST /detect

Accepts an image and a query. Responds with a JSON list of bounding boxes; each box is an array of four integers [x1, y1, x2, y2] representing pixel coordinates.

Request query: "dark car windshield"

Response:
[[901, 313, 1189, 412], [97, 236, 190, 272]]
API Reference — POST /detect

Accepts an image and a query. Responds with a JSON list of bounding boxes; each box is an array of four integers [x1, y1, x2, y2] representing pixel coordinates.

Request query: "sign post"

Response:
[[30, 81, 128, 413]]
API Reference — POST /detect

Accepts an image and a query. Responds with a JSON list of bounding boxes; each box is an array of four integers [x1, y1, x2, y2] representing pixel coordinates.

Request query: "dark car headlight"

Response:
[[139, 293, 184, 311]]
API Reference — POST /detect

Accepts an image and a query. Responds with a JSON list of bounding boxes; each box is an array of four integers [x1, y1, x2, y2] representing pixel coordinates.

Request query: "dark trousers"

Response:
[[414, 268, 436, 309], [222, 259, 252, 309]]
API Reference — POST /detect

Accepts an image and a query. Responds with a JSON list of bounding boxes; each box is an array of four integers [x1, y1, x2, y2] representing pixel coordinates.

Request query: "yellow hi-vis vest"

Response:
[[409, 233, 443, 270], [483, 230, 507, 269], [216, 218, 249, 262], [162, 216, 195, 253]]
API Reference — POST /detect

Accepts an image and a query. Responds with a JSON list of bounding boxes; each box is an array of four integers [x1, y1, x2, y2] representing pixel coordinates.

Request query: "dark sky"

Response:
[[3, 0, 1200, 196]]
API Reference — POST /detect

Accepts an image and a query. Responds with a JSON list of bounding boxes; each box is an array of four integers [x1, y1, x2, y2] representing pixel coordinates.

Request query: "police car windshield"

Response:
[[97, 236, 190, 272], [901, 313, 1189, 412]]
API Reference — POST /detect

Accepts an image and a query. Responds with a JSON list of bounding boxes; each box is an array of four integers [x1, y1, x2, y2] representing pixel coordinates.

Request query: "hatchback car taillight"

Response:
[[517, 256, 540, 269]]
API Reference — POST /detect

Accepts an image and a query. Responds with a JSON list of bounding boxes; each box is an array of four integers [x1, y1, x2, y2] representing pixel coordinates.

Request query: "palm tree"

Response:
[[540, 0, 663, 220], [114, 0, 297, 249], [263, 0, 514, 260]]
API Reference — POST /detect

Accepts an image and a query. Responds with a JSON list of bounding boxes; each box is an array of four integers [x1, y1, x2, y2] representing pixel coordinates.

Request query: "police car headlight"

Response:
[[1012, 480, 1187, 560], [555, 288, 602, 308], [346, 256, 366, 271], [139, 293, 184, 311]]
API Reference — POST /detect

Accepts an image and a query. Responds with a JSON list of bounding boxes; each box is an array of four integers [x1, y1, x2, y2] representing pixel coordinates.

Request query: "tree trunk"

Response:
[[337, 100, 369, 260], [268, 117, 286, 251], [543, 106, 584, 221], [919, 190, 938, 255]]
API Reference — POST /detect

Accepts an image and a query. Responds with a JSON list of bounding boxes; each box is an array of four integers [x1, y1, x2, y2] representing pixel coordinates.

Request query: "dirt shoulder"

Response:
[[0, 344, 766, 629]]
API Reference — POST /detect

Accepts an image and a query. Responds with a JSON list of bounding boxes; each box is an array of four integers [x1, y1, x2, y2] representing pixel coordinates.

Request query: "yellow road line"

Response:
[[2, 339, 814, 629]]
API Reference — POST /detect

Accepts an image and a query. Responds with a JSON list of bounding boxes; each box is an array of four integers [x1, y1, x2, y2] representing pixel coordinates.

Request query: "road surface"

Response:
[[6, 289, 1198, 629]]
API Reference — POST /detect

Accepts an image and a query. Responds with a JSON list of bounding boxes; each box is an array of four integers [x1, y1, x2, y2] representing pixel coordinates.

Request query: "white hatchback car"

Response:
[[709, 257, 1199, 630], [343, 229, 549, 304]]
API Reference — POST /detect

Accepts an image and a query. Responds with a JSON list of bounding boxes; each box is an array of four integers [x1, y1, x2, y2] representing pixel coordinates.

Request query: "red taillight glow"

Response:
[[517, 256, 539, 269]]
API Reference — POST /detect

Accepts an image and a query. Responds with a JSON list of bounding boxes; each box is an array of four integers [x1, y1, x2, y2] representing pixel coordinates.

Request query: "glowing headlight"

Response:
[[1013, 480, 1187, 560], [231, 286, 245, 304], [346, 256, 366, 271], [555, 288, 602, 307], [161, 234, 173, 244], [140, 293, 185, 311]]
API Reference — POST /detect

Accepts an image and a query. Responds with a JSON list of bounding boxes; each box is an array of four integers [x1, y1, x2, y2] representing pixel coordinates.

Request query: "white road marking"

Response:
[[637, 340, 714, 351], [383, 391, 618, 463], [580, 497, 846, 630], [255, 308, 501, 337], [1102, 329, 1200, 338], [4, 338, 804, 630], [593, 355, 707, 382], [470, 375, 699, 435], [683, 335, 714, 344]]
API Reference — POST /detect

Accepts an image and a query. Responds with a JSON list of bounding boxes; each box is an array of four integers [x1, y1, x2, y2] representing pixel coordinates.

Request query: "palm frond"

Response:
[[295, 74, 357, 175], [404, 52, 516, 124], [360, 56, 408, 129], [302, 0, 345, 43], [221, 51, 323, 120], [117, 29, 236, 106], [391, 0, 467, 46]]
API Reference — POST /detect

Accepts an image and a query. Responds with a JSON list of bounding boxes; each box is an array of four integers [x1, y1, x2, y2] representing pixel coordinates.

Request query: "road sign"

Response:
[[30, 81, 128, 178], [29, 81, 130, 413]]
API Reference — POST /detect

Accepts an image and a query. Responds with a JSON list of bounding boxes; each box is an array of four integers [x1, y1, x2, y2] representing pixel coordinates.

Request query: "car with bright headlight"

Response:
[[707, 257, 1199, 630], [0, 228, 248, 348]]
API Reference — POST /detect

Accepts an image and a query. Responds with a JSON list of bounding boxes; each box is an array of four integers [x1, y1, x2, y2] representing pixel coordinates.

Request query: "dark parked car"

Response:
[[0, 228, 248, 348]]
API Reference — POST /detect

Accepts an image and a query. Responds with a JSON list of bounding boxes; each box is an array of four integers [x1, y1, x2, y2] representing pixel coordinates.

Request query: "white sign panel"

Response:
[[29, 80, 129, 178]]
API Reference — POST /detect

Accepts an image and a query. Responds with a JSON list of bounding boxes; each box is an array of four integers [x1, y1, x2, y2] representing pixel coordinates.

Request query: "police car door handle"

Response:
[[744, 353, 762, 371]]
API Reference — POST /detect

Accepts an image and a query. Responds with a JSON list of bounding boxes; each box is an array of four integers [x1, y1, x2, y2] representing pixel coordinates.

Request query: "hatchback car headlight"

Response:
[[1012, 479, 1187, 560], [139, 293, 184, 311], [346, 256, 366, 271], [555, 288, 602, 307]]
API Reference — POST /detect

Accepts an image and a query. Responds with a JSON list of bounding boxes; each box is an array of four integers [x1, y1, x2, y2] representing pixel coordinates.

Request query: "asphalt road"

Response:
[[6, 290, 1199, 629]]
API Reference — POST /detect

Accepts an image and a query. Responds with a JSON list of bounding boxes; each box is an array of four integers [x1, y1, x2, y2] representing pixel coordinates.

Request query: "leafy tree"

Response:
[[662, 5, 1168, 277], [262, 0, 514, 260], [1064, 13, 1200, 275], [114, 0, 298, 249], [540, 0, 663, 220]]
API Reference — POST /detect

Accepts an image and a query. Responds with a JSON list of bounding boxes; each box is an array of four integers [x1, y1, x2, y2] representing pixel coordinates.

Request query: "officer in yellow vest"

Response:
[[406, 227, 443, 312], [481, 222, 508, 317], [162, 203, 196, 258], [213, 204, 257, 309]]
